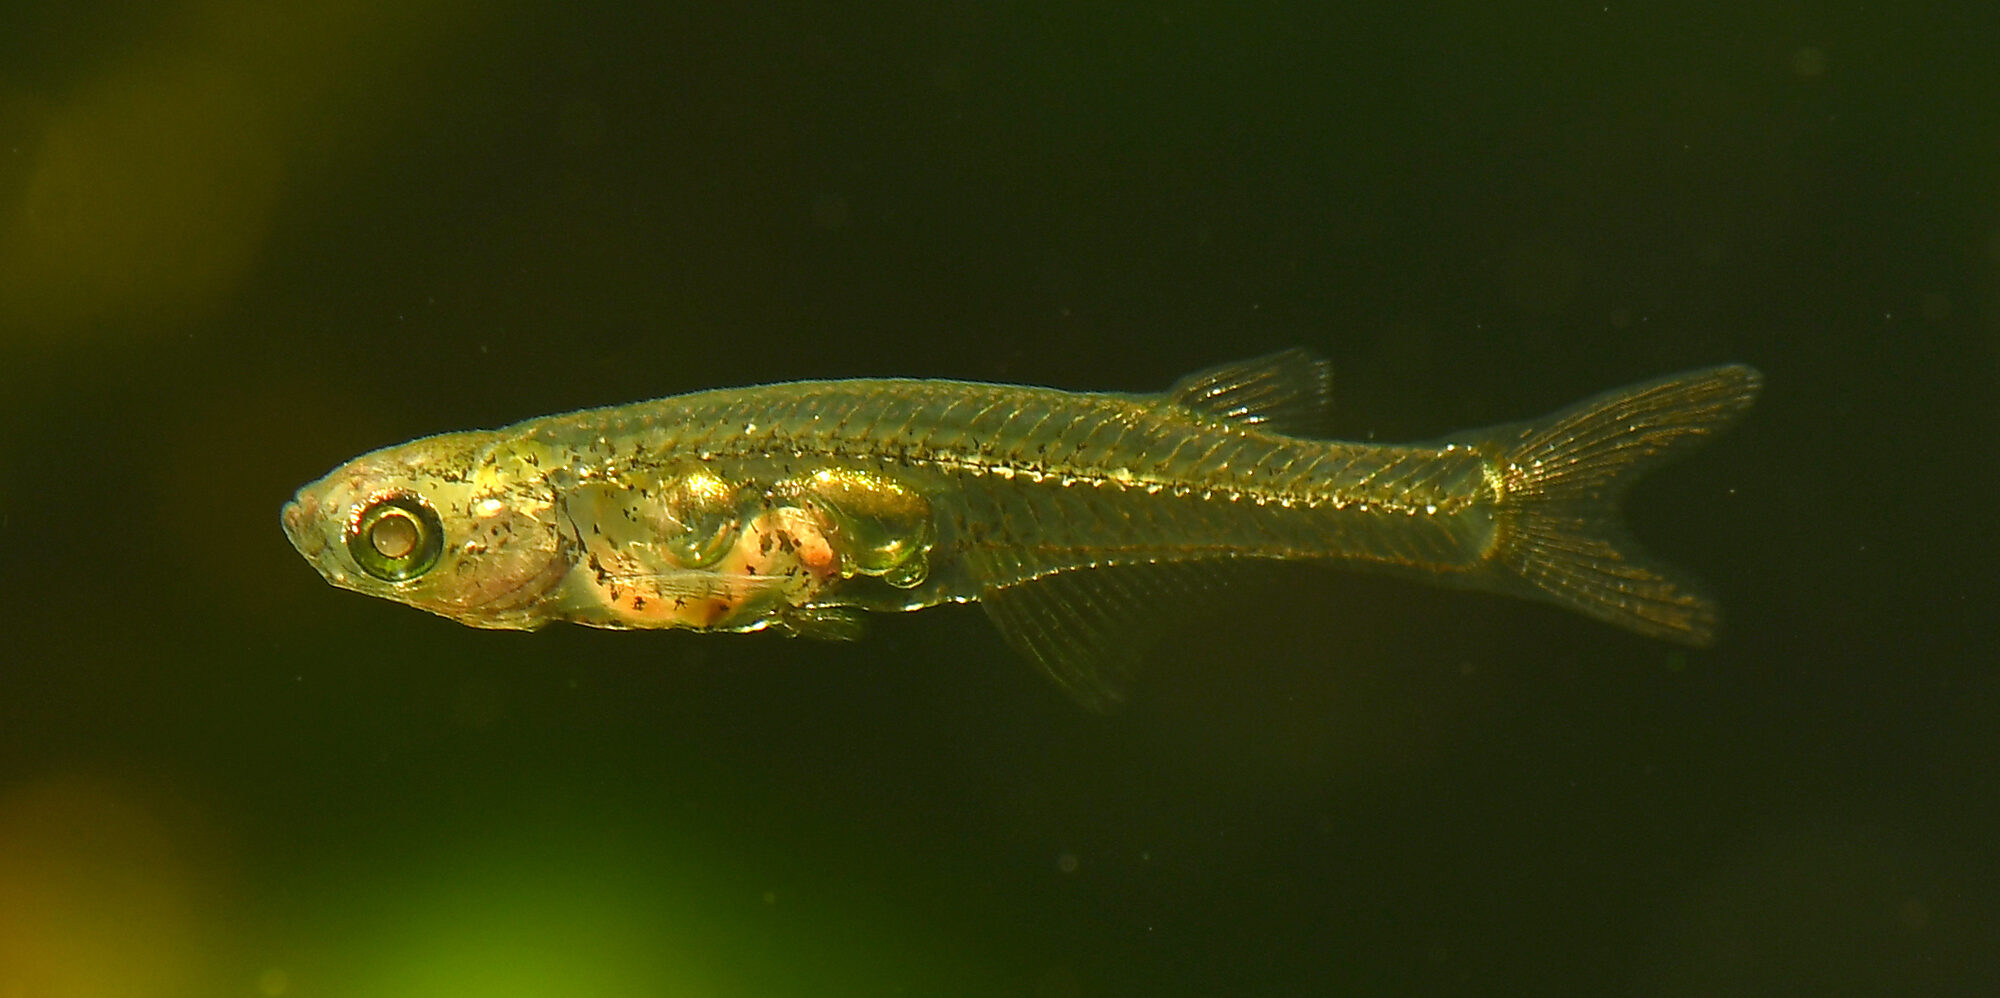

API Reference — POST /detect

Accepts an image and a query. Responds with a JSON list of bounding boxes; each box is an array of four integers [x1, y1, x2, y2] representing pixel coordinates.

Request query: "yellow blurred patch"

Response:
[[0, 774, 225, 998], [0, 54, 281, 334]]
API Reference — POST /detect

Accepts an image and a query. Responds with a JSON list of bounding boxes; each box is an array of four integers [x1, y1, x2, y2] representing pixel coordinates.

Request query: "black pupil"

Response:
[[370, 512, 420, 559]]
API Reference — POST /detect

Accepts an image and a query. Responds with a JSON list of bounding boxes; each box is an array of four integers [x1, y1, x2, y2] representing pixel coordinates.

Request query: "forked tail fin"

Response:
[[1471, 364, 1763, 645]]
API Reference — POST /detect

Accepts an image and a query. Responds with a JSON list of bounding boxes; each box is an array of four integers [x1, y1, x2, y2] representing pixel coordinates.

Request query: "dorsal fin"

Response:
[[1165, 348, 1335, 437]]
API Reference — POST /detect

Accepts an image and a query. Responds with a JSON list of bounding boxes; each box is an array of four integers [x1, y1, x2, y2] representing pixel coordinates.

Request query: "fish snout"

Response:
[[280, 491, 321, 551]]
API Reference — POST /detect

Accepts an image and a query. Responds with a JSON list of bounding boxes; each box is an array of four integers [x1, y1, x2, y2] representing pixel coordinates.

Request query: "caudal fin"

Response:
[[1472, 364, 1763, 645]]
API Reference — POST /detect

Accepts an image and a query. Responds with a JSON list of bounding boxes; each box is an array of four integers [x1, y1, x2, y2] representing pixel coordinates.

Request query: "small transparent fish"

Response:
[[282, 350, 1761, 709]]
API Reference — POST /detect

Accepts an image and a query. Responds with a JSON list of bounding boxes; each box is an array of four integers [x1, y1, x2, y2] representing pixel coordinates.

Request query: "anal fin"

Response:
[[980, 562, 1216, 712]]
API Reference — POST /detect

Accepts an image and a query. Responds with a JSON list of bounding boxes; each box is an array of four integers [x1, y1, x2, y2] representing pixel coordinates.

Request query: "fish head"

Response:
[[281, 430, 571, 629]]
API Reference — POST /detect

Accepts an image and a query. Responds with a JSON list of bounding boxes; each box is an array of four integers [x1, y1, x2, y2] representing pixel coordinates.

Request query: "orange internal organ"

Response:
[[582, 504, 842, 629]]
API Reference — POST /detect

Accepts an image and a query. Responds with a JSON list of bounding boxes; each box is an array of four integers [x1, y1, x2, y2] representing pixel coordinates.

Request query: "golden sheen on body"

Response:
[[283, 351, 1760, 709]]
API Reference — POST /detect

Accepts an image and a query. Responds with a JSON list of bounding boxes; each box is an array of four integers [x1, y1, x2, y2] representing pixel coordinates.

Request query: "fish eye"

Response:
[[347, 493, 444, 582]]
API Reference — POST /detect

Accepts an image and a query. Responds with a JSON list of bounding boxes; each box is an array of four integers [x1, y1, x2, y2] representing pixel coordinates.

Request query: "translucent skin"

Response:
[[283, 356, 1761, 659]]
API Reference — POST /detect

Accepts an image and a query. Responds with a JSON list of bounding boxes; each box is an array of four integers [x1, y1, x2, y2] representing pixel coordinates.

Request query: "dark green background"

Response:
[[3, 2, 1995, 995]]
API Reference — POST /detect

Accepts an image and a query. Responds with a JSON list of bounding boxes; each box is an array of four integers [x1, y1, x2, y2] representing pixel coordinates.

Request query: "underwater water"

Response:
[[2, 2, 1995, 995]]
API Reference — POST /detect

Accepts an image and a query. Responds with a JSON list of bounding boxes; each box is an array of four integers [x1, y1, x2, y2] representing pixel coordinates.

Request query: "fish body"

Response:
[[282, 350, 1761, 708]]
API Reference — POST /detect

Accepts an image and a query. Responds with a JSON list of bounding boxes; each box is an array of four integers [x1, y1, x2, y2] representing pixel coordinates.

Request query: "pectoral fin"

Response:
[[779, 604, 868, 641]]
